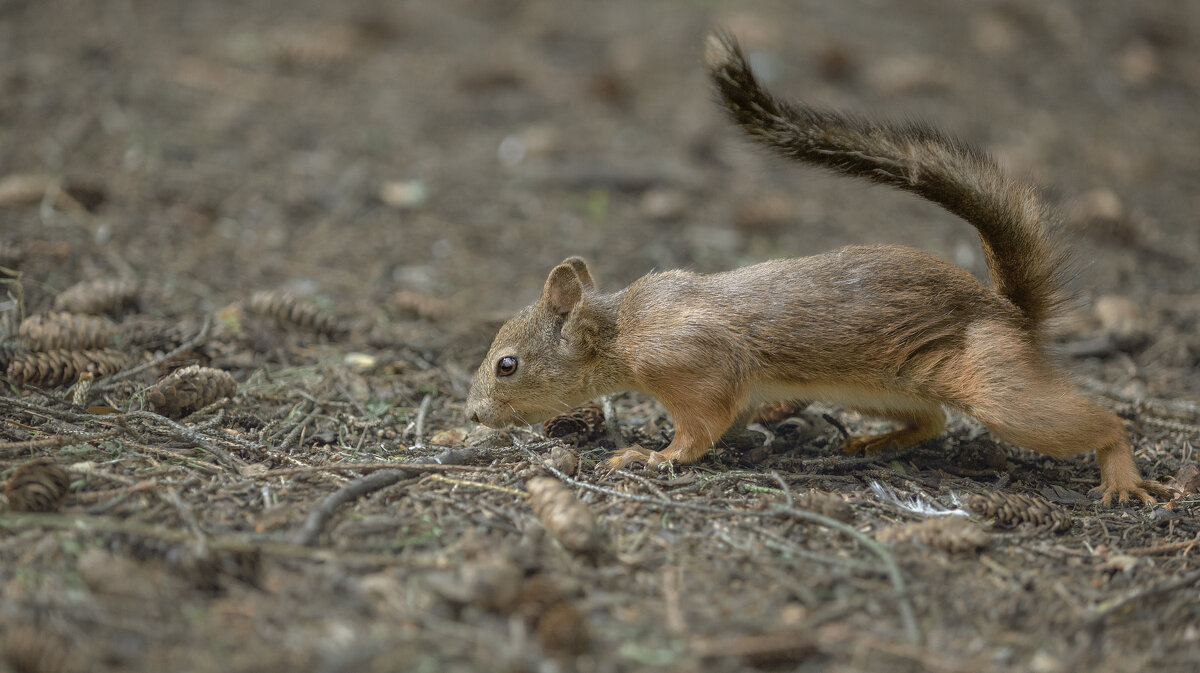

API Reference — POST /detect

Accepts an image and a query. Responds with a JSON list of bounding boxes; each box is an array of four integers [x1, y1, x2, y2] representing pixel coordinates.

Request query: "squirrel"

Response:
[[465, 31, 1166, 506]]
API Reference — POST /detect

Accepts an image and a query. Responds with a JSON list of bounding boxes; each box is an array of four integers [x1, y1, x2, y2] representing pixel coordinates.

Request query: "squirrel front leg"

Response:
[[601, 385, 743, 473]]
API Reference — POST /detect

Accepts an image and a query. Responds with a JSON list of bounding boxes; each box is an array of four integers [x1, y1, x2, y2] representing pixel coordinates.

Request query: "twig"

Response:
[[412, 393, 433, 448], [265, 462, 496, 477], [1124, 532, 1200, 556], [1072, 566, 1200, 634], [601, 394, 628, 448], [0, 429, 121, 456], [92, 315, 212, 391], [118, 410, 247, 471], [0, 512, 424, 566], [292, 446, 478, 546], [821, 413, 850, 441], [426, 473, 525, 498]]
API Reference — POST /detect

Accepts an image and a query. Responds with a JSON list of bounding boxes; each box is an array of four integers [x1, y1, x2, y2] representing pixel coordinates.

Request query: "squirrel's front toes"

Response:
[[598, 444, 662, 475]]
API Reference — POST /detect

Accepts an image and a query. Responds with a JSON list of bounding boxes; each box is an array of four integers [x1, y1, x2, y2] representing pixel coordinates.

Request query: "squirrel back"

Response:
[[704, 32, 1067, 331]]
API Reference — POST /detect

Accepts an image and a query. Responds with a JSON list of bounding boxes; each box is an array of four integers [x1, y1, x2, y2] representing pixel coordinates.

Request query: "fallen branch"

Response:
[[291, 446, 478, 546], [0, 429, 121, 456]]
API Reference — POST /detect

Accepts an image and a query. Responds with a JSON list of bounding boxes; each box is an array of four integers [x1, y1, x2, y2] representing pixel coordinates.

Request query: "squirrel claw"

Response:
[[1088, 480, 1167, 507], [842, 434, 896, 456], [598, 444, 667, 475]]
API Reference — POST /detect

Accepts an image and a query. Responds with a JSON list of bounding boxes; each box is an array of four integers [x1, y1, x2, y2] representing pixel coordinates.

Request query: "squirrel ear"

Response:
[[559, 256, 595, 291], [540, 263, 584, 318]]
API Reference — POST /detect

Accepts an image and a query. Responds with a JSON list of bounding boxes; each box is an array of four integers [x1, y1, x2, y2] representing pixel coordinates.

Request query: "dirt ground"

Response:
[[2, 0, 1199, 671]]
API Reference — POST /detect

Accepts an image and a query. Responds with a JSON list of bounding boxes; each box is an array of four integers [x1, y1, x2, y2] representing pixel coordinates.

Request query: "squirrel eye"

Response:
[[496, 355, 519, 377]]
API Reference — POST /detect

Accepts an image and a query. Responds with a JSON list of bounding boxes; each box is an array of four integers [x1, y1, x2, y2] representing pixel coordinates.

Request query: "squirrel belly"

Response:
[[464, 33, 1166, 506]]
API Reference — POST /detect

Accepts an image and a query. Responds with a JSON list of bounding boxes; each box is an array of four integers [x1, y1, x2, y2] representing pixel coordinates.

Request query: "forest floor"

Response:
[[2, 1, 1199, 671]]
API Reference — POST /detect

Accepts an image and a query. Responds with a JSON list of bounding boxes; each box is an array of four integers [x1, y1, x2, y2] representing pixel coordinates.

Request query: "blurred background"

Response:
[[2, 0, 1198, 393]]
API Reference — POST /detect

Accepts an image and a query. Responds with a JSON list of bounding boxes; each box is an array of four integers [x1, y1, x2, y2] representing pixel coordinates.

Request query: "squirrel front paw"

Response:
[[597, 444, 668, 475]]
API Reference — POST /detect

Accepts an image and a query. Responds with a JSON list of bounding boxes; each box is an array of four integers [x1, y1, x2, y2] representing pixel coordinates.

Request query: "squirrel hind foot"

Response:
[[1089, 481, 1166, 507], [841, 410, 946, 456]]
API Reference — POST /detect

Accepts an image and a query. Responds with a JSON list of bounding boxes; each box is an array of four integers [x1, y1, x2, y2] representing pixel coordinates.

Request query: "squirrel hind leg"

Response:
[[942, 331, 1163, 505], [842, 406, 946, 456]]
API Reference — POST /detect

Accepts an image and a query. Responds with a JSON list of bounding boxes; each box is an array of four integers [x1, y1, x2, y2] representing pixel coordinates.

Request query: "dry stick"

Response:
[[0, 395, 100, 425], [120, 439, 223, 475], [412, 393, 433, 448], [426, 473, 525, 498], [1071, 565, 1200, 635], [92, 315, 212, 392], [601, 395, 628, 448], [0, 429, 122, 456], [119, 410, 247, 471], [265, 462, 496, 478], [1124, 531, 1200, 556], [519, 442, 921, 646], [292, 445, 478, 547], [0, 512, 424, 566]]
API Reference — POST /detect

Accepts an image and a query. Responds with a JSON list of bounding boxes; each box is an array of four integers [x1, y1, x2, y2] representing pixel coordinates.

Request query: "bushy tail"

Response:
[[705, 31, 1066, 329]]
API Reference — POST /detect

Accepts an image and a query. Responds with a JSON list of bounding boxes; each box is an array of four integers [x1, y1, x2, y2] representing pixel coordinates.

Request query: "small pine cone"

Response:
[[145, 365, 237, 419], [6, 349, 128, 388], [54, 279, 139, 315], [18, 312, 113, 351], [796, 489, 855, 523], [968, 492, 1073, 533], [544, 403, 605, 441], [876, 517, 990, 554], [526, 477, 602, 556], [5, 458, 71, 512], [246, 290, 349, 338], [538, 445, 579, 476]]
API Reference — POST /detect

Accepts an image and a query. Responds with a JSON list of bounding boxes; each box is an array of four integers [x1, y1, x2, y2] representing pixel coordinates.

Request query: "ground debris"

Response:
[[876, 516, 990, 554]]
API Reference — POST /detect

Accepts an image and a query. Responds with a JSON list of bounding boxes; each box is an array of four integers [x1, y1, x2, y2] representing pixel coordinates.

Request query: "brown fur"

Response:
[[465, 32, 1164, 505]]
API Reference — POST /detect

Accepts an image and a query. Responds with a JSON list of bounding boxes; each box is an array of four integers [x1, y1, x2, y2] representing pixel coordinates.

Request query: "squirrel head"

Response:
[[466, 257, 611, 429]]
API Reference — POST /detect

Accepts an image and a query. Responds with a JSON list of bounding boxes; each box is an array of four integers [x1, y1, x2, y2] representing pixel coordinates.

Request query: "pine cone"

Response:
[[526, 477, 602, 556], [544, 403, 605, 441], [145, 365, 237, 419], [968, 491, 1073, 533], [876, 517, 990, 554], [18, 312, 113, 351], [246, 290, 349, 338], [5, 458, 71, 513], [6, 349, 128, 388], [53, 279, 139, 315]]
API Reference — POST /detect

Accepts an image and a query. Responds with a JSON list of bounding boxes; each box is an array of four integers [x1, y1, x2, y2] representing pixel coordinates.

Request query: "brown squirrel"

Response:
[[466, 31, 1165, 506]]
